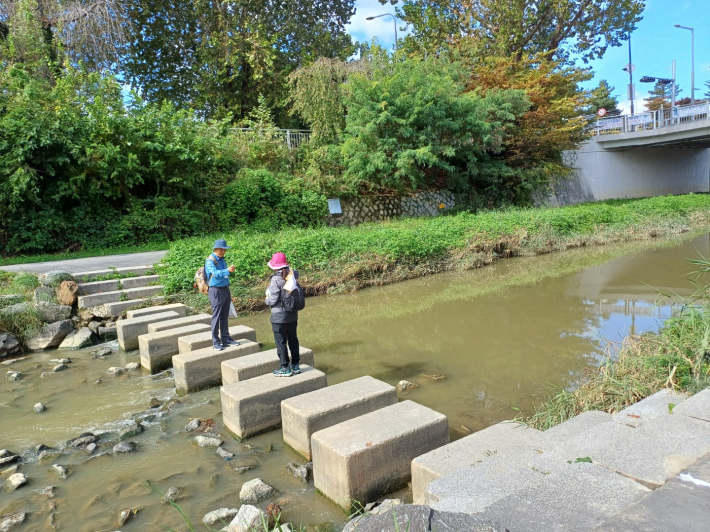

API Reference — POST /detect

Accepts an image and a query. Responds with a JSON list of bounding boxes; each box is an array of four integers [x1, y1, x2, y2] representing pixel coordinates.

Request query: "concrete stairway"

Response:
[[420, 388, 710, 532], [73, 265, 166, 317]]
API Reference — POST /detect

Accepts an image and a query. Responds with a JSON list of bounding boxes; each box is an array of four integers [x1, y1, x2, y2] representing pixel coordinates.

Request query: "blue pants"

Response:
[[209, 286, 233, 347]]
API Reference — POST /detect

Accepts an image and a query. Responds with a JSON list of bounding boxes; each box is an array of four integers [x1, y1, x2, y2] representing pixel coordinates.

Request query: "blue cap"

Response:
[[213, 239, 231, 249]]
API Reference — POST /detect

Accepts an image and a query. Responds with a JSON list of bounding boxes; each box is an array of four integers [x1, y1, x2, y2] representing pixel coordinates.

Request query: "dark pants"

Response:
[[209, 286, 232, 347], [272, 321, 299, 368]]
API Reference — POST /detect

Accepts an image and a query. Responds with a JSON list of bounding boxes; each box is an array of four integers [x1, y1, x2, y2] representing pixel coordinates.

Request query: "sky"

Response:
[[345, 0, 710, 114]]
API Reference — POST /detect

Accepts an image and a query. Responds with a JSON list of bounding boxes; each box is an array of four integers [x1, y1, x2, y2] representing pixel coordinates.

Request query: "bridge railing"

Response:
[[593, 101, 710, 136]]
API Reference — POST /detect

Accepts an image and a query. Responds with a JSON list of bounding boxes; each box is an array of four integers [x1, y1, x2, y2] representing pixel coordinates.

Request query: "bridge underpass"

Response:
[[543, 102, 710, 206]]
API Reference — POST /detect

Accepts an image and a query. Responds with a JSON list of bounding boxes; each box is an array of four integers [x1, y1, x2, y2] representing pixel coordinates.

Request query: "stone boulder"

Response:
[[57, 281, 79, 306], [0, 512, 25, 531], [203, 507, 239, 526], [0, 334, 21, 359], [36, 302, 72, 324], [98, 325, 117, 340], [239, 478, 276, 505], [342, 505, 507, 532], [41, 270, 73, 287], [227, 505, 268, 532], [58, 328, 98, 350], [1, 302, 31, 316], [26, 320, 74, 351], [4, 472, 27, 491], [33, 286, 56, 303]]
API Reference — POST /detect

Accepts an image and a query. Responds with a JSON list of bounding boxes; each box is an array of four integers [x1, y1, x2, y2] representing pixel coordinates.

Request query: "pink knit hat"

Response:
[[268, 252, 289, 270]]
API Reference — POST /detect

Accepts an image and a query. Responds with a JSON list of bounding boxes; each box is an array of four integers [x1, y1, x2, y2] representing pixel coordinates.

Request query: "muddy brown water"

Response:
[[1, 233, 707, 531]]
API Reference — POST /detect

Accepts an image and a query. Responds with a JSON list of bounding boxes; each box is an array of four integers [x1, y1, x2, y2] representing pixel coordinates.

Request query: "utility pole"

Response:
[[671, 59, 676, 107], [627, 33, 635, 115], [675, 25, 695, 104]]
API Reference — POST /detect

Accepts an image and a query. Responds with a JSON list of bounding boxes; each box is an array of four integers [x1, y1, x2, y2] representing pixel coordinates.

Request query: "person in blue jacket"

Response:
[[205, 239, 239, 351]]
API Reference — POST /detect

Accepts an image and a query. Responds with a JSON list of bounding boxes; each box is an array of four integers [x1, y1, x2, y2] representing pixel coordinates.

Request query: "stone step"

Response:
[[312, 400, 449, 511], [220, 365, 327, 439], [126, 303, 187, 320], [282, 376, 397, 460], [147, 313, 212, 334], [672, 388, 710, 422], [536, 410, 613, 451], [411, 421, 543, 505], [120, 275, 161, 289], [139, 323, 211, 373], [173, 340, 260, 395], [613, 389, 689, 428], [88, 297, 166, 318], [73, 265, 154, 282], [178, 325, 257, 353], [116, 311, 181, 351], [77, 286, 164, 308], [77, 279, 119, 295], [221, 347, 314, 384]]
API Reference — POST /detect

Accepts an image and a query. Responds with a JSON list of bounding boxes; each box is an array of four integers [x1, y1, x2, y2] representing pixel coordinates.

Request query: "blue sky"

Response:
[[346, 0, 710, 113]]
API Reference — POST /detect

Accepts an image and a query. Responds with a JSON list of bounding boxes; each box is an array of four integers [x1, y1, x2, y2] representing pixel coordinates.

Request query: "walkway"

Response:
[[0, 250, 167, 274]]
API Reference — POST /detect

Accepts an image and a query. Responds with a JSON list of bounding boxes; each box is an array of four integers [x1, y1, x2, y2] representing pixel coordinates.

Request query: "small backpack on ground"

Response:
[[280, 274, 306, 312], [194, 255, 218, 295]]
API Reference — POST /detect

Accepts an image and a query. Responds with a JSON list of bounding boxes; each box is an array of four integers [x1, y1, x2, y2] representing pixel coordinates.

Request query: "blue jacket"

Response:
[[205, 253, 231, 287]]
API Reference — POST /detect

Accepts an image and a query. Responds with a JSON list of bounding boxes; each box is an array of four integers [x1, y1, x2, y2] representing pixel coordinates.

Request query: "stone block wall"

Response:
[[326, 191, 456, 227]]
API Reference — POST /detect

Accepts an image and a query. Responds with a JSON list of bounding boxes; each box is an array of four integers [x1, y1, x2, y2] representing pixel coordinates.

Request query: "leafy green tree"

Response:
[[583, 80, 620, 115], [384, 0, 645, 63], [121, 0, 357, 122], [337, 55, 531, 194]]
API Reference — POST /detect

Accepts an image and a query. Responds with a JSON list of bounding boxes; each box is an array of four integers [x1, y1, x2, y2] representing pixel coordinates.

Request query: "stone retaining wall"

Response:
[[326, 191, 456, 227]]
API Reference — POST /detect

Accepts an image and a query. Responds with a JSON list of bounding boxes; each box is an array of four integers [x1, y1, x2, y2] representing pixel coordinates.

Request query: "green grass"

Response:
[[156, 194, 710, 314], [0, 241, 169, 267]]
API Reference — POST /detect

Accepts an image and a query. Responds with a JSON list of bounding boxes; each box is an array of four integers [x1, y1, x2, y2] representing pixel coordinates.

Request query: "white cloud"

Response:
[[347, 0, 409, 49]]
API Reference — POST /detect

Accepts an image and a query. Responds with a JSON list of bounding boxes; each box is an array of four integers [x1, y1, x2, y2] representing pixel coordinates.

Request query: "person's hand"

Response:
[[228, 265, 236, 273]]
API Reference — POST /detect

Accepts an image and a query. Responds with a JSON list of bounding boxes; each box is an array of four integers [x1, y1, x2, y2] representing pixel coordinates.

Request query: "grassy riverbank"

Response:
[[526, 282, 710, 430], [158, 194, 710, 314]]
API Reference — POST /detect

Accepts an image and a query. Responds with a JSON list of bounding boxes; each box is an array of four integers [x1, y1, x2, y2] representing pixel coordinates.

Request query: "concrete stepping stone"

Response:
[[613, 389, 689, 428], [139, 323, 211, 373], [78, 285, 164, 308], [672, 388, 710, 422], [178, 325, 257, 353], [468, 461, 651, 532], [411, 420, 542, 504], [73, 265, 154, 282], [147, 314, 212, 333], [537, 410, 612, 451], [312, 400, 449, 510], [221, 347, 314, 384], [126, 303, 187, 320], [282, 376, 398, 460], [173, 340, 260, 394], [89, 297, 166, 318], [121, 275, 161, 289], [77, 279, 119, 295], [220, 365, 327, 439], [117, 311, 181, 351]]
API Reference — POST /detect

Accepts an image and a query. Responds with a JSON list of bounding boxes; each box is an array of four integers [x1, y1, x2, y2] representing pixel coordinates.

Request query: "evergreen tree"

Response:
[[704, 80, 710, 99], [644, 80, 682, 110], [583, 80, 620, 115]]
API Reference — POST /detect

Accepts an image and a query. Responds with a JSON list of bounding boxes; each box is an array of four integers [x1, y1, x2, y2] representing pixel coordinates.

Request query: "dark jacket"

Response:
[[265, 270, 299, 324]]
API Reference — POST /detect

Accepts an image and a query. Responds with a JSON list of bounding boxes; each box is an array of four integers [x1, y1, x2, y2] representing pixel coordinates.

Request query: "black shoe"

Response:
[[213, 344, 224, 351], [222, 339, 241, 347]]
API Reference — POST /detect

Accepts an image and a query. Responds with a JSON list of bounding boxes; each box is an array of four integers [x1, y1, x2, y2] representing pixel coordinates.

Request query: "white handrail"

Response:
[[594, 100, 710, 136]]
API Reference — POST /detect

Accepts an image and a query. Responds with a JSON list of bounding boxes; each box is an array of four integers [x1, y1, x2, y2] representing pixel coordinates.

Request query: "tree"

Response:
[[644, 80, 682, 111], [384, 0, 645, 64], [704, 80, 710, 100], [583, 80, 620, 115], [121, 0, 357, 122]]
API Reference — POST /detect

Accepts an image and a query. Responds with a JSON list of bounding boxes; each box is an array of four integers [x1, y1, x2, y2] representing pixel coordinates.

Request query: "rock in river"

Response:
[[194, 435, 223, 448], [26, 320, 74, 351], [6, 371, 22, 381], [228, 505, 268, 532], [125, 362, 140, 371], [202, 507, 238, 525], [33, 403, 47, 413], [396, 380, 418, 393], [113, 441, 137, 453], [59, 328, 98, 350], [118, 509, 138, 526], [239, 478, 276, 505], [4, 472, 27, 491], [183, 419, 202, 432], [107, 367, 125, 376], [0, 512, 25, 531], [50, 464, 69, 480], [118, 423, 145, 440], [286, 461, 312, 484], [67, 433, 99, 448], [0, 451, 19, 468], [216, 447, 234, 460], [0, 333, 21, 359], [92, 346, 113, 359], [52, 364, 69, 373], [162, 486, 186, 504]]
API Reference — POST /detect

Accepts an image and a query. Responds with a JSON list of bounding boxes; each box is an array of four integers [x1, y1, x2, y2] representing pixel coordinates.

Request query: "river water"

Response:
[[1, 233, 707, 531]]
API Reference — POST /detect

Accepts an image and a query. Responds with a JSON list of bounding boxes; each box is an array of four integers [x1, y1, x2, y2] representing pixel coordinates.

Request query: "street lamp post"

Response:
[[675, 25, 695, 104], [366, 13, 398, 51]]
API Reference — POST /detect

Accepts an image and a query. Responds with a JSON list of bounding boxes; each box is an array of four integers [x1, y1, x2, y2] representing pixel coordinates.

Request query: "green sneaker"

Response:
[[291, 364, 301, 375], [273, 366, 293, 378]]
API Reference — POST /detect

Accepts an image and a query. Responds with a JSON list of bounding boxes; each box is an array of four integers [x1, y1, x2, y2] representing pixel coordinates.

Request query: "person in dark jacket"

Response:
[[265, 252, 300, 377]]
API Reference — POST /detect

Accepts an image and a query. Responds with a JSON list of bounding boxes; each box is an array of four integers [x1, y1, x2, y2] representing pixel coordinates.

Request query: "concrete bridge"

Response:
[[544, 101, 710, 205]]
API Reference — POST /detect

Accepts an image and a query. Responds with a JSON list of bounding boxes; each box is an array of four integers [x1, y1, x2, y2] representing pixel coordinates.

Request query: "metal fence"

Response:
[[230, 128, 312, 149], [593, 101, 710, 136]]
